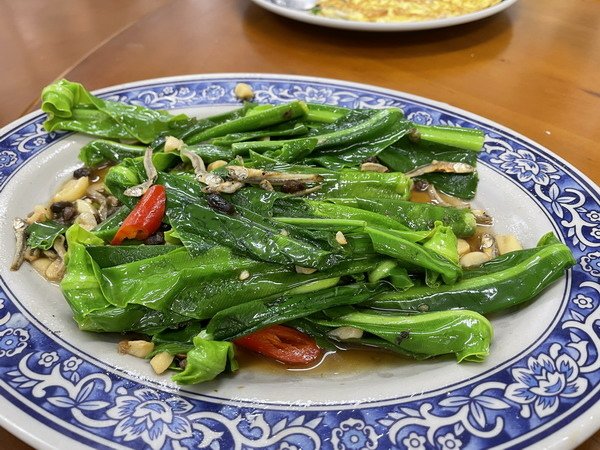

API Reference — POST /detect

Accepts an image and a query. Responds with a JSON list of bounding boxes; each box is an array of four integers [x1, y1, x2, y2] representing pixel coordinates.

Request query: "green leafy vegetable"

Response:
[[378, 136, 480, 199], [366, 226, 461, 285], [333, 197, 476, 238], [25, 80, 576, 385], [211, 122, 309, 145], [26, 221, 68, 250], [79, 140, 145, 167], [171, 332, 238, 384], [207, 284, 375, 341], [163, 173, 339, 269], [370, 233, 575, 314], [42, 79, 188, 143], [186, 101, 309, 144], [314, 307, 492, 362], [60, 224, 108, 320]]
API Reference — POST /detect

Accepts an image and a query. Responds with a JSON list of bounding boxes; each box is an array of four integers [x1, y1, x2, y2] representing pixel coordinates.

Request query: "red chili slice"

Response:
[[111, 184, 166, 245], [234, 325, 322, 365]]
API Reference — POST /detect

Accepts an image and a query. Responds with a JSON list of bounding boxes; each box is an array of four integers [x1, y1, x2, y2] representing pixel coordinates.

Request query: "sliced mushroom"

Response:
[[74, 200, 98, 230], [10, 218, 28, 270], [406, 160, 475, 178], [105, 197, 120, 218], [23, 248, 41, 262], [30, 257, 52, 277], [182, 149, 244, 194], [360, 162, 389, 173], [86, 188, 108, 221], [124, 148, 157, 197], [42, 249, 58, 260], [227, 166, 323, 186], [45, 258, 66, 281], [53, 235, 67, 259]]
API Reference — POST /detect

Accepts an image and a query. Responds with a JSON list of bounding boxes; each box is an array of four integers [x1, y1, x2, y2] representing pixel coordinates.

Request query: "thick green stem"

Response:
[[231, 108, 402, 152], [186, 101, 309, 144], [306, 103, 349, 123], [314, 308, 492, 362], [207, 284, 374, 341], [369, 234, 575, 314], [413, 124, 484, 152]]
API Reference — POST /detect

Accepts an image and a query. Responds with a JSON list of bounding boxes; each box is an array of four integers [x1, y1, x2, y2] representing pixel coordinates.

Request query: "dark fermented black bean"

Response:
[[143, 231, 165, 245], [73, 167, 91, 179], [206, 194, 236, 215], [50, 201, 73, 214], [413, 179, 430, 191], [61, 206, 76, 222]]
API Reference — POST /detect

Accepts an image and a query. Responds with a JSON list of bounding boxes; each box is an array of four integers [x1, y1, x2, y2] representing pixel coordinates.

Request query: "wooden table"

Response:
[[0, 0, 598, 448]]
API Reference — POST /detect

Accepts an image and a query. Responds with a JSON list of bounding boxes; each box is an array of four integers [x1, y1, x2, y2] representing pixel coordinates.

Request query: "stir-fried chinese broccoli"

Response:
[[14, 79, 574, 385]]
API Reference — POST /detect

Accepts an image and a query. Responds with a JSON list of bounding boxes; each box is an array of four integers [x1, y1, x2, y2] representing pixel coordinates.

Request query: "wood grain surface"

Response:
[[0, 0, 599, 448]]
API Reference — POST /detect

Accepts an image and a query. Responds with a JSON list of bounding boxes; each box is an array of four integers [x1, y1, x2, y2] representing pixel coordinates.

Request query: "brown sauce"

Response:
[[465, 225, 495, 253], [89, 164, 111, 184], [235, 347, 408, 377], [409, 190, 431, 204]]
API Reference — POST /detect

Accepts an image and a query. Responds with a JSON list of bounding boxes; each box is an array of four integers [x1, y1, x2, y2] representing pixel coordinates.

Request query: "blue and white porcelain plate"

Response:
[[0, 74, 599, 449]]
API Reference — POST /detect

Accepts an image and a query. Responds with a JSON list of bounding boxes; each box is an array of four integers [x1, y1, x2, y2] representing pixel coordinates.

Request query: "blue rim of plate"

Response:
[[250, 0, 519, 32], [0, 74, 599, 449]]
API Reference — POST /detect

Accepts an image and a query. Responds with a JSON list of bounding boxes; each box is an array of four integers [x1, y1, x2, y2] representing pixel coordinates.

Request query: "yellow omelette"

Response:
[[316, 0, 503, 22]]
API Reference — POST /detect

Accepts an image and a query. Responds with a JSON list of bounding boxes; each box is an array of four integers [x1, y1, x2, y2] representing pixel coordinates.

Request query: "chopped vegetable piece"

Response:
[[42, 79, 189, 143], [315, 307, 492, 362], [370, 233, 575, 314], [171, 333, 238, 384], [111, 185, 166, 245], [26, 220, 69, 250], [234, 324, 321, 365]]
